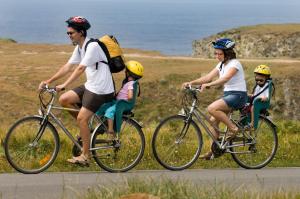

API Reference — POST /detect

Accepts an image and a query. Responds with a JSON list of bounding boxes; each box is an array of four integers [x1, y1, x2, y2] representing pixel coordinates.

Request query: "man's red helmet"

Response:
[[66, 16, 91, 30]]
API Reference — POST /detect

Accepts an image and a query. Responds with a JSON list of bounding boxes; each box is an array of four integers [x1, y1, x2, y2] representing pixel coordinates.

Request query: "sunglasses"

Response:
[[67, 31, 76, 35], [255, 78, 265, 83]]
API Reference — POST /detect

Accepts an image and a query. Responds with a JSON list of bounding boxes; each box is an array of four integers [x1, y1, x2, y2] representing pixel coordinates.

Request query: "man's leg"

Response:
[[207, 99, 237, 131], [77, 107, 94, 158], [59, 90, 81, 118]]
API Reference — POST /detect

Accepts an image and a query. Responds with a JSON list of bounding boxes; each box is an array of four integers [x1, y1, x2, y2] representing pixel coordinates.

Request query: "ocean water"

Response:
[[0, 0, 300, 55]]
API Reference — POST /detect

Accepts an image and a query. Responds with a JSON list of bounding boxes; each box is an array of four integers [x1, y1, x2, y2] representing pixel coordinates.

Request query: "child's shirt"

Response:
[[253, 83, 269, 99], [116, 81, 134, 101]]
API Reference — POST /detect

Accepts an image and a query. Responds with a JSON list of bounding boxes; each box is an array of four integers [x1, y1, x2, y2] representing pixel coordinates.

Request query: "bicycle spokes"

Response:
[[152, 115, 202, 171], [230, 116, 278, 169], [4, 116, 59, 174]]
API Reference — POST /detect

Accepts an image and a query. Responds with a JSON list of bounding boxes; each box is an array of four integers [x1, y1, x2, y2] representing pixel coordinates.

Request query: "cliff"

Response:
[[192, 24, 300, 58]]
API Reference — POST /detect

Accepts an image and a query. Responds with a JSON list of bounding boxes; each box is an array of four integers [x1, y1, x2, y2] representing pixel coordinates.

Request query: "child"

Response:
[[248, 64, 271, 128], [104, 60, 144, 140]]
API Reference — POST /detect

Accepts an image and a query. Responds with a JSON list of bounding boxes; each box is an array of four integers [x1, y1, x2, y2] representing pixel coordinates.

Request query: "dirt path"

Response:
[[125, 53, 300, 63]]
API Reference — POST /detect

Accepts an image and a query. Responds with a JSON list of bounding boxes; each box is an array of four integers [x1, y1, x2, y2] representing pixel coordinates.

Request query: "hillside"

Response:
[[0, 38, 299, 127], [192, 24, 300, 58]]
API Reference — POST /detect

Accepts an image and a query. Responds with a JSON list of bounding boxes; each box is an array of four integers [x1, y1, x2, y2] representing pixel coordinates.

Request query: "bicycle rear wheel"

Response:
[[4, 116, 59, 174], [91, 117, 145, 172], [152, 115, 202, 171], [230, 116, 278, 169]]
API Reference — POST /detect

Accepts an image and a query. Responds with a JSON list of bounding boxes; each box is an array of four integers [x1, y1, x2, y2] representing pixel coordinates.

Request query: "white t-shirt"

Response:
[[216, 59, 247, 92], [253, 84, 269, 99], [68, 37, 114, 95]]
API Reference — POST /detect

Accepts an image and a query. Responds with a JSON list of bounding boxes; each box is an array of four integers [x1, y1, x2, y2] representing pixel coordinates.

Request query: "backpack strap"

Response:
[[250, 80, 271, 105], [136, 81, 141, 97], [84, 38, 110, 69], [84, 38, 117, 95]]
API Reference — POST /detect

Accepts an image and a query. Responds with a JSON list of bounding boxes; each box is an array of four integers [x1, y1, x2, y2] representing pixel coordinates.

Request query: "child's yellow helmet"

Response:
[[126, 60, 144, 79], [254, 64, 271, 76]]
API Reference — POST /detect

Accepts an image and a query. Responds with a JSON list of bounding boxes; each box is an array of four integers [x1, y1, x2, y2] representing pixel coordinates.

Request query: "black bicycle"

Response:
[[4, 86, 145, 174], [152, 86, 278, 170]]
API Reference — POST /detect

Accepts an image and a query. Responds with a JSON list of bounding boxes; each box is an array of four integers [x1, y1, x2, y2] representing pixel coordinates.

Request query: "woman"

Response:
[[182, 38, 247, 160]]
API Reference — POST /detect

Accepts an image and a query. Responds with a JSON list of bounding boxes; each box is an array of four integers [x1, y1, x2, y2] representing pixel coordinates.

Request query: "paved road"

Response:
[[1, 168, 300, 199]]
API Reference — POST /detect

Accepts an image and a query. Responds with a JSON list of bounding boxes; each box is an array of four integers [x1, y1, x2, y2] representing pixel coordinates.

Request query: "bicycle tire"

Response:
[[152, 115, 202, 171], [230, 116, 278, 169], [91, 117, 145, 172], [4, 116, 60, 174]]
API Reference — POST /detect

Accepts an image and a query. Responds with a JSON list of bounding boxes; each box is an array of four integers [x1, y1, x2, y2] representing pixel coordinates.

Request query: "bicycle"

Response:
[[152, 86, 278, 170], [4, 86, 145, 174]]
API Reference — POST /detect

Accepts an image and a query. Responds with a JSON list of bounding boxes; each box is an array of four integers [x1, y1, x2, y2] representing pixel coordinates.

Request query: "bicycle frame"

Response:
[[37, 87, 107, 152], [183, 98, 227, 149], [181, 88, 254, 151]]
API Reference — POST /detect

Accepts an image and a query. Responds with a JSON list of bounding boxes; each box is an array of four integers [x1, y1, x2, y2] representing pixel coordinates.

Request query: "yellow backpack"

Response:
[[84, 35, 125, 73]]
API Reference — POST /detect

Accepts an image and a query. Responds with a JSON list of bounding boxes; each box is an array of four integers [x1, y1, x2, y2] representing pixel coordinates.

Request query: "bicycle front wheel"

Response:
[[91, 117, 145, 172], [4, 116, 59, 174], [230, 116, 278, 169], [152, 115, 202, 171]]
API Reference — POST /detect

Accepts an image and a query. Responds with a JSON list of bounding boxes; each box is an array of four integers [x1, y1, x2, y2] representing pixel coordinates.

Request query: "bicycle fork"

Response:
[[30, 116, 49, 147]]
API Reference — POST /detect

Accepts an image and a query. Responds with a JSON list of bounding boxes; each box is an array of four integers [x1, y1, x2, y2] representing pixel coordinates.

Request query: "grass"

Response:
[[79, 178, 300, 199], [1, 118, 300, 173], [0, 40, 300, 172], [232, 23, 300, 34]]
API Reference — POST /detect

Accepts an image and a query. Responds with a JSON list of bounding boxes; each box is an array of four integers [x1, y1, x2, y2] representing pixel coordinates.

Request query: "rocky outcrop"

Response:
[[192, 24, 300, 58]]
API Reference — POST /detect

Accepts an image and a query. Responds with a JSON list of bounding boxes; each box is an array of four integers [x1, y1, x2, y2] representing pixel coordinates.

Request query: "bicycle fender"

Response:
[[90, 123, 102, 144], [123, 116, 143, 129], [261, 115, 277, 130]]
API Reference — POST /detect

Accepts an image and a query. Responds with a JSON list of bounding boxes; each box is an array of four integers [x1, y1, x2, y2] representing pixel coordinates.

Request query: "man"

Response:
[[39, 16, 114, 165]]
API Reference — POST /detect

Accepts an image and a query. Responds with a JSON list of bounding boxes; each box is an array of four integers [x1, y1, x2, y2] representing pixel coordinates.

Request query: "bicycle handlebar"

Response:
[[184, 85, 201, 92], [42, 85, 57, 93], [39, 85, 62, 108], [40, 85, 65, 94]]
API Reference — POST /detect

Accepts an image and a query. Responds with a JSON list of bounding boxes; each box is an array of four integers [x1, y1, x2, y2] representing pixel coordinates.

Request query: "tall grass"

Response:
[[1, 119, 300, 173], [80, 178, 300, 199]]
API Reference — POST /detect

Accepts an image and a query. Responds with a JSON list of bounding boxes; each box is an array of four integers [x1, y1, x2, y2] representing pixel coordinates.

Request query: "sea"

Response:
[[0, 0, 300, 55]]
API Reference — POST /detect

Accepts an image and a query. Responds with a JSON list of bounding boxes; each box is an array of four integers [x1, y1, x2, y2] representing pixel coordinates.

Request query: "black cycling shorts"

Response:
[[72, 85, 114, 113]]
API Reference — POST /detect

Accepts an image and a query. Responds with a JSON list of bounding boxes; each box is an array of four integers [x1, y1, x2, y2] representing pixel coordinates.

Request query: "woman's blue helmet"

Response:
[[212, 38, 235, 49]]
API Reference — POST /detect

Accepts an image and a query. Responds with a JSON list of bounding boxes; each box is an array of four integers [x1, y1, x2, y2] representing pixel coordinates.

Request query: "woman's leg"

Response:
[[209, 116, 220, 139], [207, 99, 238, 132]]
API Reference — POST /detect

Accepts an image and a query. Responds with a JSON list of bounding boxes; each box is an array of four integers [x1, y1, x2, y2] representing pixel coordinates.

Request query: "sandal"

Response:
[[226, 128, 239, 141], [199, 151, 214, 160], [67, 154, 90, 167]]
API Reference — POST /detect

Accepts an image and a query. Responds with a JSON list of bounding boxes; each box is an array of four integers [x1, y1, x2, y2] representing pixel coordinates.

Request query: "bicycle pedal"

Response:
[[112, 140, 121, 148]]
